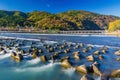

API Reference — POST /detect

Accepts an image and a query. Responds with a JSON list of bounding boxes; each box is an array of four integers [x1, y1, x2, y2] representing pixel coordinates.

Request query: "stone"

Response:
[[74, 53, 80, 60], [48, 47, 54, 52], [74, 45, 79, 49], [111, 69, 120, 77], [0, 47, 4, 52], [115, 50, 120, 56], [50, 55, 54, 61], [87, 45, 93, 50], [80, 43, 84, 47], [61, 59, 71, 68], [11, 52, 16, 57], [32, 52, 38, 59], [64, 50, 68, 54], [20, 50, 25, 54], [40, 55, 47, 62], [76, 64, 88, 74], [0, 50, 7, 54], [81, 75, 94, 80], [15, 54, 23, 62], [92, 64, 102, 76], [116, 58, 120, 61], [66, 48, 71, 52], [99, 55, 103, 60], [73, 51, 80, 54], [59, 45, 65, 50], [93, 51, 100, 55], [101, 49, 107, 54], [63, 42, 67, 45], [86, 55, 94, 62], [16, 48, 20, 52], [82, 48, 87, 53], [38, 49, 43, 53]]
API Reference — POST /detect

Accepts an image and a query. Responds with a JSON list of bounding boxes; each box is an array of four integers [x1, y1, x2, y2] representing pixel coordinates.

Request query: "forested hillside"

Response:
[[0, 10, 119, 30], [108, 20, 120, 32]]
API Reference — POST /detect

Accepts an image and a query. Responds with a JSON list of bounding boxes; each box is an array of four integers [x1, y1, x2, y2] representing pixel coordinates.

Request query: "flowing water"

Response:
[[0, 33, 120, 80]]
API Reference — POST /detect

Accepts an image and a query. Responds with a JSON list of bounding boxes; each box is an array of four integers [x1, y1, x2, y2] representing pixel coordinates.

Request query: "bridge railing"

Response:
[[0, 28, 106, 34], [58, 30, 105, 34]]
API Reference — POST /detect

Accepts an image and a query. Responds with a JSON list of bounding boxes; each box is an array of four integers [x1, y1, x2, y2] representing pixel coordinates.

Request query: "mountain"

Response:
[[57, 10, 119, 30], [0, 10, 27, 27], [0, 10, 119, 30]]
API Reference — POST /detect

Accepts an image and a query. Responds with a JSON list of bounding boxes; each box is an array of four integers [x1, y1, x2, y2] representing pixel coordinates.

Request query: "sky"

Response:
[[0, 0, 120, 16]]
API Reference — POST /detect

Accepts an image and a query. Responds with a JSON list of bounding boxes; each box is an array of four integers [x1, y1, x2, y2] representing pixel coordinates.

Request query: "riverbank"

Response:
[[105, 31, 120, 37]]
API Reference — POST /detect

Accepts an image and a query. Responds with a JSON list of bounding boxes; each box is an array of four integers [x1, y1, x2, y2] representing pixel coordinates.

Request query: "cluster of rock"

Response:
[[0, 38, 120, 79]]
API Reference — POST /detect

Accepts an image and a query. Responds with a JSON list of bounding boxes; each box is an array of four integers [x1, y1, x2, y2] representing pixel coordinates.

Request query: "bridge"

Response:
[[0, 28, 106, 35], [58, 30, 106, 35]]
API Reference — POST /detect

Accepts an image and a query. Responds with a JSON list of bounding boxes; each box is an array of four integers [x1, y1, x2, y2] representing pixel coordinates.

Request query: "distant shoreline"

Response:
[[105, 31, 120, 37], [0, 30, 119, 37]]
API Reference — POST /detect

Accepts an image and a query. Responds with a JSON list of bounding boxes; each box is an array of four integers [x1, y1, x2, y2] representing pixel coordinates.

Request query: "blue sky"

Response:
[[0, 0, 120, 16]]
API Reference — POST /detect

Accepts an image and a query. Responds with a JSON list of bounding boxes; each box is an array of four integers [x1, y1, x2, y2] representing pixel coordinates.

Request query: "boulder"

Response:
[[74, 53, 80, 60], [115, 50, 120, 56], [0, 50, 7, 55], [100, 46, 108, 51], [47, 45, 51, 48], [66, 48, 71, 52], [73, 51, 80, 54], [76, 64, 88, 74], [68, 44, 72, 47], [55, 51, 62, 54], [20, 50, 25, 54], [15, 54, 23, 62], [80, 43, 84, 47], [40, 55, 47, 62], [81, 75, 94, 80], [74, 45, 79, 49], [16, 47, 20, 52], [63, 42, 67, 45], [82, 48, 87, 53], [11, 52, 17, 57], [93, 51, 100, 55], [32, 52, 38, 59], [64, 50, 68, 54], [116, 58, 120, 61], [62, 56, 69, 60], [101, 49, 107, 54], [49, 47, 54, 52], [0, 47, 4, 52], [110, 69, 120, 77], [92, 64, 102, 76], [59, 45, 65, 50], [50, 55, 54, 61], [99, 55, 103, 60], [86, 55, 94, 62], [6, 45, 11, 50], [61, 59, 71, 68], [38, 49, 43, 53], [87, 45, 93, 50]]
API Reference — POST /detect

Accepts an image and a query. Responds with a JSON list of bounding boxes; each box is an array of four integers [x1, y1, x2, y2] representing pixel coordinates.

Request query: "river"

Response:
[[0, 33, 120, 80]]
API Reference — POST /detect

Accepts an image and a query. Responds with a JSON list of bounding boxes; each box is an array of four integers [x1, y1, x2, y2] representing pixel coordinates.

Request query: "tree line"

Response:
[[0, 10, 119, 31]]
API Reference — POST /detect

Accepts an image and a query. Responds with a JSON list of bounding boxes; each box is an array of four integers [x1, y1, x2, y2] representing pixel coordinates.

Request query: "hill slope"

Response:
[[0, 10, 119, 30]]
